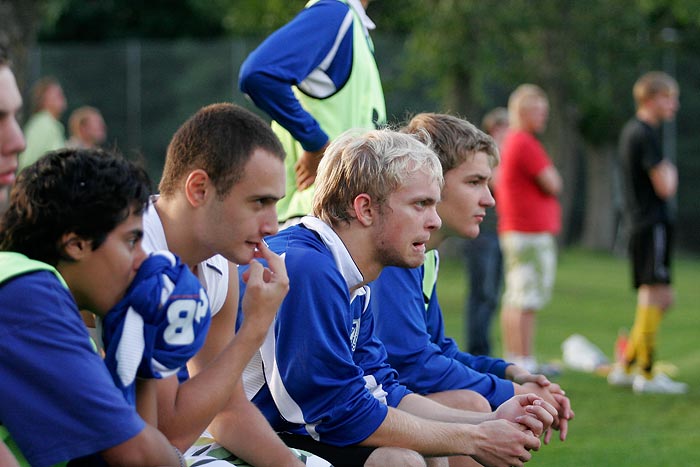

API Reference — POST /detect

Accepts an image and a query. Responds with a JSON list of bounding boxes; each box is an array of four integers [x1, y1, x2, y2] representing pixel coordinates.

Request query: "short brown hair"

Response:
[[159, 103, 285, 199], [403, 113, 499, 173], [30, 77, 61, 114]]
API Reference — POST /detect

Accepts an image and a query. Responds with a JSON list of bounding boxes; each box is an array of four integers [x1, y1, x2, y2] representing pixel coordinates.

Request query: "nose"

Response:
[[134, 243, 147, 270], [4, 117, 26, 158], [428, 205, 442, 231], [261, 207, 279, 237], [483, 186, 496, 208]]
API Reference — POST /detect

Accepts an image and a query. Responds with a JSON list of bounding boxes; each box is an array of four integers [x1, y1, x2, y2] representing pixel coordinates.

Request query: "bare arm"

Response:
[[394, 392, 554, 434], [209, 384, 305, 467], [649, 159, 678, 199], [0, 441, 20, 467], [157, 243, 289, 451], [100, 425, 180, 466], [295, 142, 330, 191], [135, 378, 159, 427], [360, 406, 540, 467], [535, 165, 563, 196]]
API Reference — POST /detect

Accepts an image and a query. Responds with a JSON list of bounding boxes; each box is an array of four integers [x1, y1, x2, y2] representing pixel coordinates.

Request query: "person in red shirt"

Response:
[[496, 84, 563, 374]]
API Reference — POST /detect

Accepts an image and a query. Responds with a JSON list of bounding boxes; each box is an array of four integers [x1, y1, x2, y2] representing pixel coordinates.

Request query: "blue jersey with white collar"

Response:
[[371, 251, 515, 409], [239, 0, 359, 152], [239, 217, 410, 446]]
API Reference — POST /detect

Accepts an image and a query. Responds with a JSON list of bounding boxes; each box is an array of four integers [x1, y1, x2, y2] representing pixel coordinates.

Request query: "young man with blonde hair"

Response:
[[608, 71, 686, 394], [239, 128, 556, 467]]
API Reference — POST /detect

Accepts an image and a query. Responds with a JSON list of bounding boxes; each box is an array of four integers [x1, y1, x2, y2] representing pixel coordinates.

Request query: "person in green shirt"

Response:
[[17, 76, 66, 171]]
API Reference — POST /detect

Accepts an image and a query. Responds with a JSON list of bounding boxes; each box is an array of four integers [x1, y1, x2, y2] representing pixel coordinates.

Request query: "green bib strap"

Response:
[[422, 250, 439, 312], [0, 252, 66, 288]]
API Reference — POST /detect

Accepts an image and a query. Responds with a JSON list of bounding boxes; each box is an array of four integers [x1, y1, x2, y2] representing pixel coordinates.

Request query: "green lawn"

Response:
[[435, 246, 700, 466]]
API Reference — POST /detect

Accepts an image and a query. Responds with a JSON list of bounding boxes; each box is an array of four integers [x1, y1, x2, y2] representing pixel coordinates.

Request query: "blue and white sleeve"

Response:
[[238, 1, 353, 152], [265, 251, 389, 446]]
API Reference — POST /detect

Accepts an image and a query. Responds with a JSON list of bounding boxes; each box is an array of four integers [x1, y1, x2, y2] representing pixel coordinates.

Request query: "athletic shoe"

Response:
[[535, 362, 562, 378], [632, 373, 688, 394], [607, 363, 635, 387]]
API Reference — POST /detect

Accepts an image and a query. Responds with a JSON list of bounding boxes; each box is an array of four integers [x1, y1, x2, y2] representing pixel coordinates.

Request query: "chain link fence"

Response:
[[26, 38, 699, 253]]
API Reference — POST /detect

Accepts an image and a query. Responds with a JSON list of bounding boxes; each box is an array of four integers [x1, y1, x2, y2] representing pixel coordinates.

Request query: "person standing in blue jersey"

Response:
[[372, 114, 574, 449], [0, 148, 183, 467], [239, 128, 557, 467], [239, 0, 386, 226]]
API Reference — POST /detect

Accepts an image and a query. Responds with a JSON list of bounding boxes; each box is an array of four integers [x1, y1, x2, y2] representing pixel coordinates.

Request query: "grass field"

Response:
[[435, 245, 700, 466]]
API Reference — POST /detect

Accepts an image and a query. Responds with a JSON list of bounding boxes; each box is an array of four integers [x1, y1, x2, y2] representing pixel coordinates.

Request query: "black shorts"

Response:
[[629, 223, 673, 288], [279, 433, 376, 467]]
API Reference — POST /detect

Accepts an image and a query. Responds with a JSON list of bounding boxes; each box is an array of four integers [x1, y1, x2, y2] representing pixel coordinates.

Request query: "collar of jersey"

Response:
[[300, 215, 364, 293]]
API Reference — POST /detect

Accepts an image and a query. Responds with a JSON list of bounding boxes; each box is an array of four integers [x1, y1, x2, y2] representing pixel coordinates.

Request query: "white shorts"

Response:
[[499, 232, 557, 310], [184, 432, 332, 466]]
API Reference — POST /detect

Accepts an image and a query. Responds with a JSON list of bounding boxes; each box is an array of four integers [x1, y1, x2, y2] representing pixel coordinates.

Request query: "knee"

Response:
[[366, 447, 426, 467]]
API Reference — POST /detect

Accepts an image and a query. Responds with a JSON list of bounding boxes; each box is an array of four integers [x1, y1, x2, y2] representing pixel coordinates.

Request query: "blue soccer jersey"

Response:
[[102, 250, 212, 405], [372, 250, 516, 409], [239, 0, 359, 152], [0, 261, 144, 467], [239, 217, 410, 446]]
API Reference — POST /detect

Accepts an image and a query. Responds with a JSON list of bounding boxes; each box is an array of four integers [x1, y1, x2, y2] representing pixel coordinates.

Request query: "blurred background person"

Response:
[[463, 107, 508, 356], [66, 105, 106, 149], [17, 76, 66, 171], [496, 84, 562, 374], [607, 71, 686, 394]]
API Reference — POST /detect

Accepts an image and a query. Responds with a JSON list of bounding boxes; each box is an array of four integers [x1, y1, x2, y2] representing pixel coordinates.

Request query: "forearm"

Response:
[[0, 441, 19, 467], [360, 406, 479, 457], [209, 394, 303, 467], [159, 327, 267, 451], [135, 378, 159, 427], [396, 393, 494, 425], [101, 425, 181, 467]]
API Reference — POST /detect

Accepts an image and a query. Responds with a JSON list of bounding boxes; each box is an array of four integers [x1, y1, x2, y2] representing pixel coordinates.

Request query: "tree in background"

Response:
[[22, 0, 700, 252]]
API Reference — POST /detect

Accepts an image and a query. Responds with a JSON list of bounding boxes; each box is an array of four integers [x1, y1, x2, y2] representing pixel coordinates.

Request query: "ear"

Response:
[[60, 232, 91, 261], [184, 169, 212, 207], [351, 193, 375, 227]]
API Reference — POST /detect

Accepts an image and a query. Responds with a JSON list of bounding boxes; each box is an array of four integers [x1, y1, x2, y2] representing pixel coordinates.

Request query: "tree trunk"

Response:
[[581, 143, 622, 252]]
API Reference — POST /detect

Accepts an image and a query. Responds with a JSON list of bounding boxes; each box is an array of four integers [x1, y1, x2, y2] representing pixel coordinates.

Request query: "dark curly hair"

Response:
[[0, 148, 151, 265]]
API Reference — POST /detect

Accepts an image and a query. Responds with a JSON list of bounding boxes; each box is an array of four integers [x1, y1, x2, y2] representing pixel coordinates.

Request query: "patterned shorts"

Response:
[[499, 232, 557, 310], [184, 432, 333, 467]]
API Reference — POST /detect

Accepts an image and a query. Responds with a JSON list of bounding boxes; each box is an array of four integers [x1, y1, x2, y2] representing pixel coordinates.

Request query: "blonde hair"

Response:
[[68, 106, 101, 138], [633, 71, 678, 108], [312, 128, 443, 227], [508, 84, 548, 129]]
